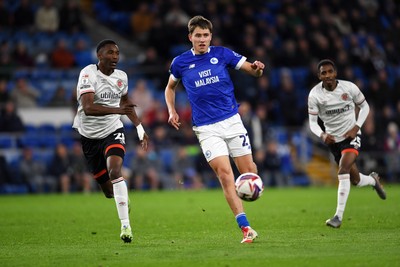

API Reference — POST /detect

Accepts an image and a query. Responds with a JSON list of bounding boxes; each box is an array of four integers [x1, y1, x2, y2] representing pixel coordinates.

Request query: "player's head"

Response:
[[317, 59, 336, 73], [317, 59, 337, 90], [96, 39, 119, 73], [188, 15, 213, 34], [188, 16, 213, 55], [96, 39, 117, 54]]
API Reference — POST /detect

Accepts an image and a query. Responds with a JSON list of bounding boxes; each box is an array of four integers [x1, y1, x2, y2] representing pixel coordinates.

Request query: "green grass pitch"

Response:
[[1, 185, 399, 267]]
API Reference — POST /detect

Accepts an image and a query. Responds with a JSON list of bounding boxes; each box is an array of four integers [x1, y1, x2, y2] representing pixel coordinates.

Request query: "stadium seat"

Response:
[[0, 135, 15, 149]]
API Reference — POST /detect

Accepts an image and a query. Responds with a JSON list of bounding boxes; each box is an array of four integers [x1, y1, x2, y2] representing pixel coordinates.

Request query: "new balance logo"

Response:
[[189, 64, 195, 69]]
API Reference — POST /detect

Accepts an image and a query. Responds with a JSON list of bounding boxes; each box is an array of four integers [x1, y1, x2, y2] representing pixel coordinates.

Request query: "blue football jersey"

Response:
[[169, 46, 246, 126]]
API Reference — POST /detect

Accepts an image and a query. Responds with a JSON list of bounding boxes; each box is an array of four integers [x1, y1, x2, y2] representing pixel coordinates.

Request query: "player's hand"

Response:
[[251, 60, 265, 70], [140, 133, 149, 151], [343, 126, 359, 140], [120, 103, 136, 115], [250, 61, 265, 77], [321, 133, 335, 145], [168, 112, 181, 130]]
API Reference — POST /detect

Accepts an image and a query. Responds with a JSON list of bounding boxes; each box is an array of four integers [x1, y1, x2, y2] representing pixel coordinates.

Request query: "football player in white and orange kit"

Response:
[[308, 59, 386, 228], [73, 39, 149, 242]]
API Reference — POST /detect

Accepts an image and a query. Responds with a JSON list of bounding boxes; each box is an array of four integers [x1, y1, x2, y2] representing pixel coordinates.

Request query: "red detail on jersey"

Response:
[[341, 93, 349, 101], [117, 79, 123, 88]]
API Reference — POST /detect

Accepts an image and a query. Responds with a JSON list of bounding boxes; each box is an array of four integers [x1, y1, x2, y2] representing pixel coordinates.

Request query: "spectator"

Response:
[[137, 46, 163, 87], [50, 39, 75, 69], [19, 147, 56, 193], [0, 100, 25, 132], [47, 85, 70, 107], [47, 143, 73, 193], [13, 0, 35, 30], [0, 78, 10, 107], [384, 122, 400, 183], [256, 141, 289, 187], [34, 0, 59, 33], [59, 0, 85, 34], [130, 2, 154, 44], [0, 155, 12, 186], [172, 147, 203, 189], [73, 38, 93, 68], [0, 0, 11, 29], [129, 79, 154, 118], [0, 52, 16, 80], [130, 144, 161, 190], [12, 42, 35, 68], [10, 77, 40, 108], [69, 141, 93, 193]]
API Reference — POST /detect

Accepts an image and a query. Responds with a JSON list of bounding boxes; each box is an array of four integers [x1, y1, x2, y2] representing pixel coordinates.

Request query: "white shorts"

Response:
[[193, 113, 252, 162]]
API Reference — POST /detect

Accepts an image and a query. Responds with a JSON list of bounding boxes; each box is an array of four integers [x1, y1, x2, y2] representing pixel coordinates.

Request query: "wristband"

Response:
[[136, 123, 145, 141]]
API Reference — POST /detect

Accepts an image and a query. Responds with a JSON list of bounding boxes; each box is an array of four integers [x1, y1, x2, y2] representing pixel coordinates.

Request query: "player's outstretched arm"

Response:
[[240, 60, 265, 77]]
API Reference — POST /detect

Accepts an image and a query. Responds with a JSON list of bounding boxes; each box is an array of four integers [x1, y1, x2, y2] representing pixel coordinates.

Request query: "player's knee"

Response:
[[108, 168, 122, 180]]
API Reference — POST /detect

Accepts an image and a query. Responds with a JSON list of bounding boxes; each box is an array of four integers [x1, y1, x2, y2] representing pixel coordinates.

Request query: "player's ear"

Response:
[[188, 33, 192, 42]]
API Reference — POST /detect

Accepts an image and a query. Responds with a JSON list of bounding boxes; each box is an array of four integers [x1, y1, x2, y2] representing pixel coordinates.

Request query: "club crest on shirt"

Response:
[[341, 93, 349, 101], [81, 74, 89, 84], [210, 57, 218, 64], [117, 79, 123, 88]]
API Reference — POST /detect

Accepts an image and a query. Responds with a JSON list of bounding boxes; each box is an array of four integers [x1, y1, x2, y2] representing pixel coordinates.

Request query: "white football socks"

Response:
[[335, 174, 350, 221], [356, 173, 376, 187], [112, 177, 130, 228]]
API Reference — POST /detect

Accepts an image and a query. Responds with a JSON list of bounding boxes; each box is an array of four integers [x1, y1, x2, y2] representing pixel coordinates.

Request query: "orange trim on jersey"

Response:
[[105, 144, 125, 155], [341, 148, 359, 156], [94, 169, 107, 179]]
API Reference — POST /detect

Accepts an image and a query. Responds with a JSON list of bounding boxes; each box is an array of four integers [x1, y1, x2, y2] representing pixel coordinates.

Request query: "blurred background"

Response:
[[0, 0, 399, 194]]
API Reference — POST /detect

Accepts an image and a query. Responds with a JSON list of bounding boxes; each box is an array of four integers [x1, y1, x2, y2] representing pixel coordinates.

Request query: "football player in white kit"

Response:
[[73, 39, 149, 242], [308, 59, 386, 228], [165, 16, 265, 243]]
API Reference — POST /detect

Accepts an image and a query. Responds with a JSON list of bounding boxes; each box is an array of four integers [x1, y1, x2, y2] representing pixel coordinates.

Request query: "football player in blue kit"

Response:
[[164, 15, 265, 243]]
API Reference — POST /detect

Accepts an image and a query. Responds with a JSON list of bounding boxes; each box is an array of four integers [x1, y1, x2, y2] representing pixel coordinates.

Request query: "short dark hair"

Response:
[[96, 39, 116, 53], [188, 15, 213, 34], [317, 59, 336, 71]]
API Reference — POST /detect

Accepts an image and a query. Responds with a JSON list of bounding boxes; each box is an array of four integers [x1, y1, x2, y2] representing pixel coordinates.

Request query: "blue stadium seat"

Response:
[[0, 135, 15, 148], [18, 133, 41, 148]]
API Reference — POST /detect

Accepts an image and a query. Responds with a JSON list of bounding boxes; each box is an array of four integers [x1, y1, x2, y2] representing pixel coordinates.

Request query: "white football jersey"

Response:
[[73, 64, 128, 139], [308, 80, 366, 143]]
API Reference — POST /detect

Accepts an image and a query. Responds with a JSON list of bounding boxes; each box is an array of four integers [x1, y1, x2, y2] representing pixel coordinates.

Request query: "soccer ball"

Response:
[[235, 172, 264, 202]]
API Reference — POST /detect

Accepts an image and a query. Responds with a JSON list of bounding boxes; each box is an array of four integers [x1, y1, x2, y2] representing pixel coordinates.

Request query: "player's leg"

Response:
[[194, 117, 257, 243], [233, 154, 257, 174], [326, 151, 357, 228], [208, 155, 257, 242], [350, 164, 386, 199], [209, 155, 244, 215], [106, 153, 132, 243]]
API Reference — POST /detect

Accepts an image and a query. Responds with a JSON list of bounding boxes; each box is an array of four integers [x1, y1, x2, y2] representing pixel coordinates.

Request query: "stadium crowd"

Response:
[[1, 0, 400, 193]]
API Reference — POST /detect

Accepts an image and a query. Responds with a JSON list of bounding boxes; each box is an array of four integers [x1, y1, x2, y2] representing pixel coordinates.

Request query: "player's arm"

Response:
[[120, 94, 149, 150], [165, 75, 181, 130], [344, 99, 370, 140], [309, 113, 335, 144], [81, 92, 135, 116], [240, 60, 265, 77]]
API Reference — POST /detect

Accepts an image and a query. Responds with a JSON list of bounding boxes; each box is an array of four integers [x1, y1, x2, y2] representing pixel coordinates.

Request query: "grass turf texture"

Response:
[[1, 185, 399, 267]]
